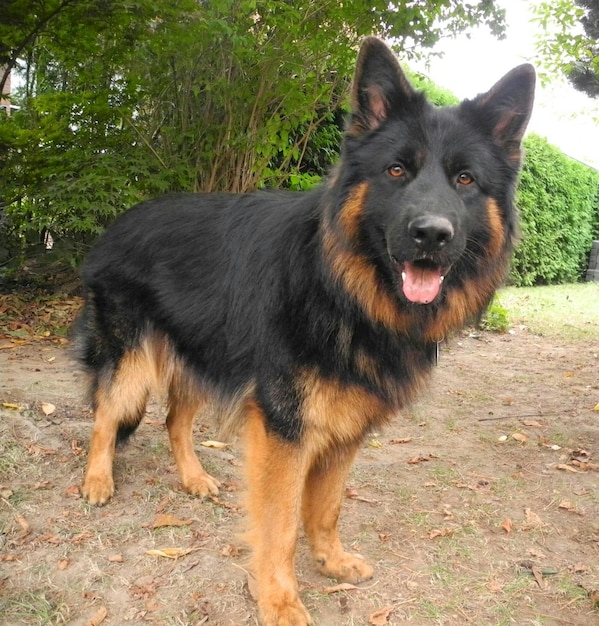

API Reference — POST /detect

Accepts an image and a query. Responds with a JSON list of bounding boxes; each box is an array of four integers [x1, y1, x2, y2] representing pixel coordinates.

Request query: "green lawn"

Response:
[[497, 282, 599, 341]]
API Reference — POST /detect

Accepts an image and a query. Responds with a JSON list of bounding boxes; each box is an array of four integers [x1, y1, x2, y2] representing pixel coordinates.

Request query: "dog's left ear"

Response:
[[468, 64, 536, 160], [349, 37, 418, 135]]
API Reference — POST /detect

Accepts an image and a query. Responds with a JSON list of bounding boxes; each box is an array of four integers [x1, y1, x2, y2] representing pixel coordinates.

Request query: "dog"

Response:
[[73, 37, 534, 625]]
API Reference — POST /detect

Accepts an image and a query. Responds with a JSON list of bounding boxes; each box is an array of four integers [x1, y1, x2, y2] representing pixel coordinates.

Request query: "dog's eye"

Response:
[[388, 164, 405, 178], [457, 172, 474, 186]]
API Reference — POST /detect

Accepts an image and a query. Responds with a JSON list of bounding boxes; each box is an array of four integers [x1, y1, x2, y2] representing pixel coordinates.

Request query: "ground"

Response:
[[0, 294, 598, 625]]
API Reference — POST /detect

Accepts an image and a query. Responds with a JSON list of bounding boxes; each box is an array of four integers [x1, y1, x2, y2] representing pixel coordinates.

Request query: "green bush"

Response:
[[480, 295, 510, 333], [511, 133, 599, 286]]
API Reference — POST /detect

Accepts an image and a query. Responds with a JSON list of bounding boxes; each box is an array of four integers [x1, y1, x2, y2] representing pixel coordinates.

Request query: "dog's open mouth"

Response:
[[397, 259, 447, 305]]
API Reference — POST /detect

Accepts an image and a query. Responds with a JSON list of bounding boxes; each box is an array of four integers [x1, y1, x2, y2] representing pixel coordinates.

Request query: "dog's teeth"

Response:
[[401, 271, 406, 281], [440, 275, 445, 283]]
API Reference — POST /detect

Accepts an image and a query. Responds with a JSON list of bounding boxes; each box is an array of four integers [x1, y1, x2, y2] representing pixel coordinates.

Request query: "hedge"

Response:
[[511, 133, 599, 286]]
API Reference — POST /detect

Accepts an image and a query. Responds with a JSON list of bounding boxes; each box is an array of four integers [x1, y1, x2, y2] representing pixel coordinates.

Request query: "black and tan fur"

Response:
[[73, 37, 535, 625]]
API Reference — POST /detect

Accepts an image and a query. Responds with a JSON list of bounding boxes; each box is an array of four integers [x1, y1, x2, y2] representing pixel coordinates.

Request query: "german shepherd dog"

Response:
[[74, 38, 534, 625]]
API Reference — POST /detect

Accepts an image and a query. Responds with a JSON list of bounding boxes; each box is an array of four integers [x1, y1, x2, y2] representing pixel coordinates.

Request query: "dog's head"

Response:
[[328, 37, 535, 314]]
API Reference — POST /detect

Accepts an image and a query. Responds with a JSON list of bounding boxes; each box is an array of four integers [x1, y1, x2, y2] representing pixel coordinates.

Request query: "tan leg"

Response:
[[82, 349, 151, 505], [302, 444, 373, 583], [81, 398, 119, 505], [244, 403, 313, 626], [166, 394, 220, 497]]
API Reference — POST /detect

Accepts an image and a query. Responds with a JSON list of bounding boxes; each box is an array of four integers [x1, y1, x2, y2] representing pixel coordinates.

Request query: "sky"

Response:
[[412, 0, 599, 168]]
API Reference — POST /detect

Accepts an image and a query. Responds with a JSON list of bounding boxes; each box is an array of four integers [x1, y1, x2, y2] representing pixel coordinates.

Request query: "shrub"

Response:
[[511, 133, 599, 286]]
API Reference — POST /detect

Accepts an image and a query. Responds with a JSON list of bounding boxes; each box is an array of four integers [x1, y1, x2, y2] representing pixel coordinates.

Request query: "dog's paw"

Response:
[[315, 551, 374, 584], [259, 600, 313, 626], [183, 471, 221, 498], [81, 474, 114, 506]]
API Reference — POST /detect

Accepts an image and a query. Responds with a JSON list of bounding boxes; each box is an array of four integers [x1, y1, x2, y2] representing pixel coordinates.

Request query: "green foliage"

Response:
[[405, 70, 460, 106], [511, 133, 599, 286], [480, 296, 510, 333], [0, 0, 504, 269], [533, 0, 599, 96]]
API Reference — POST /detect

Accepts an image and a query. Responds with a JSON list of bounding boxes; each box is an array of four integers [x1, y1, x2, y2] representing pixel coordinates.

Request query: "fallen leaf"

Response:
[[151, 514, 193, 529], [522, 419, 543, 427], [559, 500, 575, 511], [58, 558, 70, 571], [1, 402, 24, 410], [558, 500, 583, 515], [344, 487, 378, 504], [27, 444, 57, 456], [407, 455, 431, 464], [429, 528, 454, 539], [71, 440, 84, 456], [522, 508, 545, 530], [570, 563, 589, 573], [14, 514, 30, 538], [556, 464, 580, 473], [145, 547, 198, 559], [65, 485, 81, 498], [345, 487, 359, 499], [571, 460, 599, 470], [511, 432, 528, 443], [501, 518, 513, 534], [85, 606, 107, 626], [41, 402, 56, 416], [570, 449, 591, 463], [593, 403, 599, 412], [389, 437, 412, 444], [323, 582, 359, 594], [368, 439, 383, 448], [221, 544, 240, 557], [369, 605, 395, 625], [0, 487, 13, 499], [199, 440, 229, 449], [108, 554, 124, 563]]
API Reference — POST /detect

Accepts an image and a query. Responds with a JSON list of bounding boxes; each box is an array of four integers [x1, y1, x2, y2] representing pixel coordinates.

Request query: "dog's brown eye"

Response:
[[388, 164, 405, 178], [457, 172, 474, 186]]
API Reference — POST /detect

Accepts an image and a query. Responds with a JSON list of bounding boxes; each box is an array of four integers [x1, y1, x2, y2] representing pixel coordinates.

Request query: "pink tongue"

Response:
[[402, 262, 443, 304]]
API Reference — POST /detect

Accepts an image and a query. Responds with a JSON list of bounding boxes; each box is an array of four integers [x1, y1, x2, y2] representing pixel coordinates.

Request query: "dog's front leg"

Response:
[[302, 443, 374, 583], [244, 402, 312, 626]]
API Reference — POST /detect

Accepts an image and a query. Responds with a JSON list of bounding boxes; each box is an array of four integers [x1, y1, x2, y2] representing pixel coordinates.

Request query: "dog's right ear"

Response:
[[349, 37, 418, 135]]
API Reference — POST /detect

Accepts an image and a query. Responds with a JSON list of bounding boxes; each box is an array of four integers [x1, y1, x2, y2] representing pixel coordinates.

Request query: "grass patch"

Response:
[[498, 282, 599, 340], [0, 590, 69, 625]]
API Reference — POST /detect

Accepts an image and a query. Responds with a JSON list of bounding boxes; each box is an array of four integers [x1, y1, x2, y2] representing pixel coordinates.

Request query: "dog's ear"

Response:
[[349, 37, 417, 135], [468, 64, 536, 160]]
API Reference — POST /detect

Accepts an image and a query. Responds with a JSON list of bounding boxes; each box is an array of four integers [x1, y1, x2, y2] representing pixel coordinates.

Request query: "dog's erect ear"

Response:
[[349, 37, 417, 135], [468, 64, 536, 160]]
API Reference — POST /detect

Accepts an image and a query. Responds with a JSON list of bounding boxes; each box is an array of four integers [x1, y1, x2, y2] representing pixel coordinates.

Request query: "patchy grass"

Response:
[[498, 282, 599, 340]]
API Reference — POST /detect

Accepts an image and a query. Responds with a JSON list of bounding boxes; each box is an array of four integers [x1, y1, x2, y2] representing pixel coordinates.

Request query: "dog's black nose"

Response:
[[408, 215, 454, 252]]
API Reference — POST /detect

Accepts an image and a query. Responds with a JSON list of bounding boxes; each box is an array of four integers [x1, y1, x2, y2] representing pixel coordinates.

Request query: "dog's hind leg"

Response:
[[166, 385, 220, 497], [244, 401, 313, 626], [82, 350, 150, 505], [302, 444, 374, 583]]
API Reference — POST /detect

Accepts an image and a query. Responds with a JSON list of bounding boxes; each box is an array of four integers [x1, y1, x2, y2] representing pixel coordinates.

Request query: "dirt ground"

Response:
[[1, 297, 598, 625]]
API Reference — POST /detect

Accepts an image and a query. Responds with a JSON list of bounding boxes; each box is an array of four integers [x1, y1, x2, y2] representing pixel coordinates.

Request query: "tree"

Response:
[[0, 0, 506, 267], [534, 0, 599, 97]]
